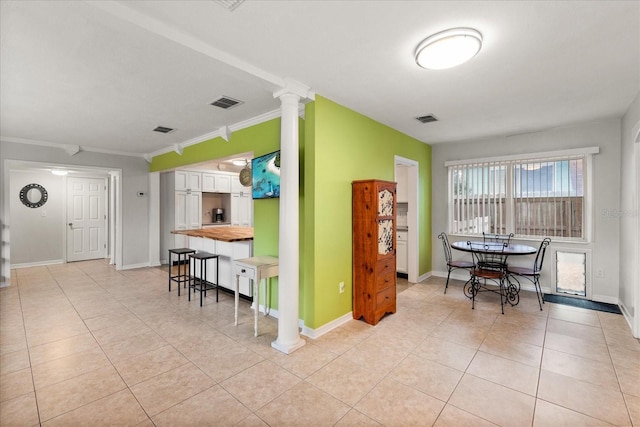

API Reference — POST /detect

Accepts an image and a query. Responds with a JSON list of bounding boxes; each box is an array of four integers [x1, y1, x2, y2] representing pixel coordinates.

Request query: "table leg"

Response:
[[265, 278, 269, 316], [254, 278, 259, 337], [234, 274, 239, 326]]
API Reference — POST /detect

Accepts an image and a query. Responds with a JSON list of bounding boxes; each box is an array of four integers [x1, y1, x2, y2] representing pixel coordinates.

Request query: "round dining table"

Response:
[[450, 240, 537, 313], [450, 241, 537, 255]]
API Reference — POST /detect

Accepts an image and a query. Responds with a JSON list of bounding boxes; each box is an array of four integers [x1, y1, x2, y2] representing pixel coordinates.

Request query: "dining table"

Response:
[[450, 240, 537, 310]]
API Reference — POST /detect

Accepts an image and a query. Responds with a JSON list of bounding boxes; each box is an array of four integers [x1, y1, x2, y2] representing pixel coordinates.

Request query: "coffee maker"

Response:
[[213, 208, 225, 223]]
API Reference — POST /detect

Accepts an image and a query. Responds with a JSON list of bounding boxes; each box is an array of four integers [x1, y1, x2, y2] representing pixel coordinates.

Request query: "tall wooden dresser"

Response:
[[352, 179, 397, 325]]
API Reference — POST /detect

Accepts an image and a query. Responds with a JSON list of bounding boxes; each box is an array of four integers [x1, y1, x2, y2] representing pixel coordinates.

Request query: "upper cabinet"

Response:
[[175, 171, 202, 192], [202, 172, 231, 193]]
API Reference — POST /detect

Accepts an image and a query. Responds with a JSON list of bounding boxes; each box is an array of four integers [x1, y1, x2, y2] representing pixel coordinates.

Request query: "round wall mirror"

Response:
[[19, 183, 48, 208]]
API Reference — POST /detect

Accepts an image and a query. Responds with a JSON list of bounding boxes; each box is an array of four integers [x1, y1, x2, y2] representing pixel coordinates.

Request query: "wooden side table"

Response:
[[234, 256, 279, 336]]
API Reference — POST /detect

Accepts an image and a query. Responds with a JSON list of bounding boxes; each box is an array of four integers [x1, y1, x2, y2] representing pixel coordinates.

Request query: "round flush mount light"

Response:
[[415, 27, 482, 70]]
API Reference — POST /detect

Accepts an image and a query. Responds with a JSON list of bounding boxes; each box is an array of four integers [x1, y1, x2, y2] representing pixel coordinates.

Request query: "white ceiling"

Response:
[[1, 0, 638, 158]]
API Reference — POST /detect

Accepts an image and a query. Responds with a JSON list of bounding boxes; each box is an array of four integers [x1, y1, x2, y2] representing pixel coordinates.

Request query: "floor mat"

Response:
[[543, 294, 622, 314]]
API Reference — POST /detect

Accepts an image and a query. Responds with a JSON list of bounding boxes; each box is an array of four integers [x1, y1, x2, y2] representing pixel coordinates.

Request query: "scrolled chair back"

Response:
[[467, 240, 509, 272], [482, 232, 514, 246], [438, 232, 452, 263], [534, 238, 552, 273]]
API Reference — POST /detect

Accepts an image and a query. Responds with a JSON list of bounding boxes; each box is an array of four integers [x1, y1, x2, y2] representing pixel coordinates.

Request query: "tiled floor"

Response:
[[1, 260, 639, 426]]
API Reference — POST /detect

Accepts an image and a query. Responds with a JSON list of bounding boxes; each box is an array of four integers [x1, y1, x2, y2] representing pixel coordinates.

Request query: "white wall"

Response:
[[10, 170, 65, 265], [619, 91, 640, 331], [431, 118, 622, 303], [0, 141, 150, 280]]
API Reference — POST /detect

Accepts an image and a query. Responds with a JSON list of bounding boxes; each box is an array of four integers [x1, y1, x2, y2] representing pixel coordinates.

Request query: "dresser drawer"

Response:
[[234, 264, 256, 280], [376, 270, 395, 292], [375, 258, 395, 276], [376, 286, 396, 310]]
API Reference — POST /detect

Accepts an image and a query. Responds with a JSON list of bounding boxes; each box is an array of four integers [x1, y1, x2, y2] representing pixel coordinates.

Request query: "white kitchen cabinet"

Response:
[[202, 172, 231, 193], [231, 175, 250, 194], [188, 236, 253, 297], [161, 171, 202, 261], [397, 230, 408, 273], [231, 192, 253, 226], [173, 191, 202, 248], [175, 170, 202, 192]]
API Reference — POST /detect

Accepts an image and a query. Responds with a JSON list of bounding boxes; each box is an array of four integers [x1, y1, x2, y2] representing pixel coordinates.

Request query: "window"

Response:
[[447, 148, 597, 241]]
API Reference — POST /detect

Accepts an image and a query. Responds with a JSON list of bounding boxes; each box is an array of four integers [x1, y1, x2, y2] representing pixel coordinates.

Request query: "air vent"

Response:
[[210, 96, 243, 110], [416, 114, 438, 124], [153, 126, 175, 134], [214, 0, 245, 11]]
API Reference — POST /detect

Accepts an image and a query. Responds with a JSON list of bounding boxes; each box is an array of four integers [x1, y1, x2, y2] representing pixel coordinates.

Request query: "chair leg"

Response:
[[444, 267, 452, 294], [534, 276, 543, 311]]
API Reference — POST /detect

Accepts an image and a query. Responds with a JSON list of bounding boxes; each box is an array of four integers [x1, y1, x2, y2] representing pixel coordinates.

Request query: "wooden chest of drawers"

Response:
[[352, 179, 397, 325]]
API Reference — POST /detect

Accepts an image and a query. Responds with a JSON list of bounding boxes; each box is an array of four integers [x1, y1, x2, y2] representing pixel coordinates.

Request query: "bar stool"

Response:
[[168, 248, 195, 295], [188, 252, 219, 307]]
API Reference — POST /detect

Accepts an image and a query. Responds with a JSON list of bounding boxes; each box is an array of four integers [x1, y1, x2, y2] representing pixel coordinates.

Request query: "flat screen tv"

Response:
[[251, 150, 280, 199]]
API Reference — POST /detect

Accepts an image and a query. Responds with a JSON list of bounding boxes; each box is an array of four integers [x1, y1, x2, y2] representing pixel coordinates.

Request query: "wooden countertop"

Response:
[[172, 227, 254, 242]]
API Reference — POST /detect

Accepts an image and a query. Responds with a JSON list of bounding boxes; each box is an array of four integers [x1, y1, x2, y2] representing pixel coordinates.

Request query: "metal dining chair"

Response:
[[507, 238, 551, 311], [483, 232, 514, 246], [466, 241, 515, 314], [438, 232, 474, 294]]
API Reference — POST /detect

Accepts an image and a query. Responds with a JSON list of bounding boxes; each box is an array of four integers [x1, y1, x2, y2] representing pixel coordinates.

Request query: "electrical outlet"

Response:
[[339, 281, 345, 294], [596, 268, 604, 278]]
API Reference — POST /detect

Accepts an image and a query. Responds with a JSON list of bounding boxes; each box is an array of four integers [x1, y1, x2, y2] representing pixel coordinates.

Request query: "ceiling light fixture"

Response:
[[415, 27, 482, 70]]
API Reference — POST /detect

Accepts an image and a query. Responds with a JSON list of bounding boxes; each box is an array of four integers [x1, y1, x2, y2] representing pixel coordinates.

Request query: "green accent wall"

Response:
[[303, 96, 432, 328], [149, 95, 432, 331]]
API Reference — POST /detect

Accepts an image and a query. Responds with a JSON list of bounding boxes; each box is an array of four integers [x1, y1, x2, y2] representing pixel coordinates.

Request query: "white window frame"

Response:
[[445, 147, 598, 243]]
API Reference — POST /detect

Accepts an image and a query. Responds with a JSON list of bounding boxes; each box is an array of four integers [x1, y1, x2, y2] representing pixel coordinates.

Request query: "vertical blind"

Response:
[[450, 155, 585, 239]]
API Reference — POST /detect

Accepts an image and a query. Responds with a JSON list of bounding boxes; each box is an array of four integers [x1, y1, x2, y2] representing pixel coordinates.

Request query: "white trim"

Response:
[[444, 146, 600, 167], [120, 262, 152, 270], [591, 294, 620, 305], [417, 271, 432, 283], [634, 125, 640, 338], [11, 260, 64, 269], [147, 109, 283, 159], [551, 247, 592, 299], [395, 156, 419, 283], [301, 312, 353, 340], [0, 136, 147, 159], [88, 1, 284, 87]]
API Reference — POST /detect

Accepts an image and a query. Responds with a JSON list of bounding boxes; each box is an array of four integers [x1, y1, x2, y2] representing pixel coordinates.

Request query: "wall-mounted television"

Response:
[[251, 150, 280, 199]]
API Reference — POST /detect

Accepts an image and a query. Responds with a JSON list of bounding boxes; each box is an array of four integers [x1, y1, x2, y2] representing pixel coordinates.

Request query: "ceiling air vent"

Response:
[[210, 96, 243, 110], [153, 126, 175, 134], [416, 114, 438, 124]]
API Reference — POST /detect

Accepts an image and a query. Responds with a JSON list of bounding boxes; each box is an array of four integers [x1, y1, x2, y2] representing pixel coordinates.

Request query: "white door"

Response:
[[67, 177, 107, 262]]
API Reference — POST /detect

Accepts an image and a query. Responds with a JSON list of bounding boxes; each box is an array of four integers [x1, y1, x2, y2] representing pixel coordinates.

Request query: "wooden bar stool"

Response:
[[168, 248, 195, 295], [188, 252, 219, 307]]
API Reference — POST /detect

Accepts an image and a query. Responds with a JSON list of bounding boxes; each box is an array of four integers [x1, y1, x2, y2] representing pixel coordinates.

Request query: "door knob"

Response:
[[68, 223, 73, 227]]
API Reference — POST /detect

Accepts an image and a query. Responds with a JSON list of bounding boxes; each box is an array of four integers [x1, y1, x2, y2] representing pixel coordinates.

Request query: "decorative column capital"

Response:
[[273, 77, 314, 101]]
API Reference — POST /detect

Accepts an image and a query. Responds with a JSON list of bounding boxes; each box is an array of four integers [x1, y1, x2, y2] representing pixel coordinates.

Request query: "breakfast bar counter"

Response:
[[171, 227, 254, 298], [171, 226, 253, 242]]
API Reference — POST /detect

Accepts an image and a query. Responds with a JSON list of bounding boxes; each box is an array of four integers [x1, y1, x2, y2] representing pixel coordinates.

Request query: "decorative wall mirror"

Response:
[[19, 183, 48, 208]]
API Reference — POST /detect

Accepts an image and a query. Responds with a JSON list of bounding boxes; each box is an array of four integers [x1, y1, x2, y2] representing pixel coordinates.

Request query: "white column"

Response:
[[271, 88, 306, 354]]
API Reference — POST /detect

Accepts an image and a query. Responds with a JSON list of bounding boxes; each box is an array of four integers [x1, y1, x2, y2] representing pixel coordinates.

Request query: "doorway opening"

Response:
[[2, 160, 122, 283], [395, 156, 419, 283]]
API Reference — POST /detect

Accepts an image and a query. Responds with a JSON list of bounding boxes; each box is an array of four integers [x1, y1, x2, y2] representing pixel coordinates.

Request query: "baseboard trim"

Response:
[[11, 259, 64, 269], [301, 312, 353, 340]]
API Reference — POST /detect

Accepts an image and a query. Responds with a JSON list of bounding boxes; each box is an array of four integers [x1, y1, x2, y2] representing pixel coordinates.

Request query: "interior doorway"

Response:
[[395, 156, 419, 283], [2, 160, 122, 280]]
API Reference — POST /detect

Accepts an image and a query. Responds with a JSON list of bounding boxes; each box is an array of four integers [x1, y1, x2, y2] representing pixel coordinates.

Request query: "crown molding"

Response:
[[0, 136, 146, 158]]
